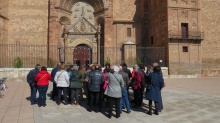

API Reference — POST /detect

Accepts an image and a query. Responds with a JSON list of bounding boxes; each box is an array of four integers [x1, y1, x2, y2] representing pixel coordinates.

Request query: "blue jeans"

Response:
[[120, 87, 131, 112], [29, 83, 37, 104], [37, 86, 48, 105]]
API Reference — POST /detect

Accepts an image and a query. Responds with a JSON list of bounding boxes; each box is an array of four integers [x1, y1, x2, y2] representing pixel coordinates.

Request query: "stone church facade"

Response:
[[0, 0, 220, 77]]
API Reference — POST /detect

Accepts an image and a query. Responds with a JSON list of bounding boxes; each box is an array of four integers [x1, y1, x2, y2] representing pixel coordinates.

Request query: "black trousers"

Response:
[[108, 97, 121, 118], [89, 91, 100, 109], [57, 87, 67, 103], [149, 100, 159, 112], [134, 88, 142, 106], [51, 82, 58, 99]]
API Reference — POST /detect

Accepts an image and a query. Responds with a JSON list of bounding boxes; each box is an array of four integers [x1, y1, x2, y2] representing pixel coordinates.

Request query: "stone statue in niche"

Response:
[[97, 24, 101, 33], [80, 20, 86, 32]]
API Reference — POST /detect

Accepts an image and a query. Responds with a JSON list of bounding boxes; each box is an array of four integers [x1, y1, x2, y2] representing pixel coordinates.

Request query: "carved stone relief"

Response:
[[181, 10, 188, 20]]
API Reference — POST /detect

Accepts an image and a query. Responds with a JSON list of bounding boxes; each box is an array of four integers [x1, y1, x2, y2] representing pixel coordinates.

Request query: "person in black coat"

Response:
[[87, 65, 104, 112]]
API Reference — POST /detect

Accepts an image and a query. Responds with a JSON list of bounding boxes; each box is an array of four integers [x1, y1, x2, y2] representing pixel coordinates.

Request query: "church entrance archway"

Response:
[[73, 44, 92, 67], [61, 1, 104, 65]]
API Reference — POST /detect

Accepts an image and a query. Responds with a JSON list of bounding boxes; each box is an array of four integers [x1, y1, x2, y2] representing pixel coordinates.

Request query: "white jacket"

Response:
[[54, 70, 69, 87]]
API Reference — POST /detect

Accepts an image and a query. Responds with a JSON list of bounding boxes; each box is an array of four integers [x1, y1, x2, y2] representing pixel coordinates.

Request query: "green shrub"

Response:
[[105, 57, 111, 65], [13, 57, 23, 68], [136, 57, 142, 65], [47, 58, 54, 68]]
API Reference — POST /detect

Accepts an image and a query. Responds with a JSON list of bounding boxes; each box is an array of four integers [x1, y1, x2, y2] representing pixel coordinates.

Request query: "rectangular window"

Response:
[[181, 23, 188, 38], [127, 28, 132, 37], [183, 46, 188, 52], [151, 36, 154, 45]]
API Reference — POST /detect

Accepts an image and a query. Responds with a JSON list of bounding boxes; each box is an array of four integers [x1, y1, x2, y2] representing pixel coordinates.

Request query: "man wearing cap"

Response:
[[27, 64, 41, 105]]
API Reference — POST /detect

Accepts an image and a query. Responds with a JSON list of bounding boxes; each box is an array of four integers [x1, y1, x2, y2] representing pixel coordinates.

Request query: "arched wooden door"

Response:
[[73, 44, 92, 67]]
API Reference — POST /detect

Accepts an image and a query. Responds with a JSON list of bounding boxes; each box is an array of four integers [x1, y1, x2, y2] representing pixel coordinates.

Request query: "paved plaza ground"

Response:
[[0, 77, 220, 123]]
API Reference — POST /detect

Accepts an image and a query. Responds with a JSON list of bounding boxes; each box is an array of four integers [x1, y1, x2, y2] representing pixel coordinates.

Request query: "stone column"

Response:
[[123, 41, 136, 67], [63, 34, 68, 63], [97, 24, 101, 65]]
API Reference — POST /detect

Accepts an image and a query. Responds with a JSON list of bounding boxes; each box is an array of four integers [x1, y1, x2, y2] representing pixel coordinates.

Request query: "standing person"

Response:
[[105, 66, 124, 118], [69, 65, 82, 105], [87, 64, 104, 112], [84, 64, 94, 105], [54, 64, 69, 105], [78, 65, 87, 101], [119, 65, 131, 114], [132, 65, 143, 107], [139, 64, 147, 104], [121, 63, 132, 98], [27, 64, 41, 105], [145, 66, 164, 115], [103, 63, 110, 73], [34, 66, 52, 107], [51, 62, 64, 101]]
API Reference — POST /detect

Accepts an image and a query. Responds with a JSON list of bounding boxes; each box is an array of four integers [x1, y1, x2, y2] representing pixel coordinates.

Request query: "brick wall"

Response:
[[7, 0, 48, 45], [201, 0, 220, 76], [0, 0, 9, 44]]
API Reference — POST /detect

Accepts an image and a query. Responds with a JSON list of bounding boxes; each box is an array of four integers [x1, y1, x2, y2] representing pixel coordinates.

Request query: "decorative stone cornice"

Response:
[[113, 20, 135, 24]]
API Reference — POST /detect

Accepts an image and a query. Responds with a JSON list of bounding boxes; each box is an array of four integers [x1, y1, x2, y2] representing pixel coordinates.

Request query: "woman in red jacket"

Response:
[[132, 65, 143, 107], [35, 66, 52, 107]]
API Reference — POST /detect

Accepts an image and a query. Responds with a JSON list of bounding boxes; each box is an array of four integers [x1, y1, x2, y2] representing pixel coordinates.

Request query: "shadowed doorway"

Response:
[[73, 44, 92, 68]]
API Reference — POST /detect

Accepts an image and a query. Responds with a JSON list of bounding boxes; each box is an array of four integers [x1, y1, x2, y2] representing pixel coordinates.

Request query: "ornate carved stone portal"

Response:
[[62, 2, 101, 66]]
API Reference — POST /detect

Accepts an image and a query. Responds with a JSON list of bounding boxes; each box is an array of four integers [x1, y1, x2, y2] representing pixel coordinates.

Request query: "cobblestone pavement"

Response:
[[0, 78, 220, 123]]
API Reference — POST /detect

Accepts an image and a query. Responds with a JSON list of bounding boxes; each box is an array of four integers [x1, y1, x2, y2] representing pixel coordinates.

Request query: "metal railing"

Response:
[[168, 30, 204, 40], [0, 43, 167, 68], [0, 43, 58, 68]]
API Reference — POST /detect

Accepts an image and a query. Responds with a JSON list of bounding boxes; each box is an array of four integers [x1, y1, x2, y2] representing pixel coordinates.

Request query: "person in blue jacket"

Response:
[[27, 64, 41, 105]]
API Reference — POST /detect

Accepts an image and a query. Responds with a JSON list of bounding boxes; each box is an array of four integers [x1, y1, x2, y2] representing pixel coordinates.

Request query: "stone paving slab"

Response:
[[0, 82, 34, 123], [0, 78, 220, 123]]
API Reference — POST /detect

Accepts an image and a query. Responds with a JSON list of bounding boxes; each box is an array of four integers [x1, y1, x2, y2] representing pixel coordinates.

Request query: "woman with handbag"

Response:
[[34, 66, 52, 107], [104, 66, 124, 118], [54, 64, 69, 105], [145, 66, 164, 115]]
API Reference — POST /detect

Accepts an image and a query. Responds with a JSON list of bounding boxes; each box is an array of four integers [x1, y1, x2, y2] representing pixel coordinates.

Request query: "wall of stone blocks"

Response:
[[0, 0, 9, 44], [145, 0, 168, 47], [7, 0, 48, 45], [168, 40, 202, 75], [200, 0, 220, 76], [0, 68, 53, 81], [113, 0, 140, 21]]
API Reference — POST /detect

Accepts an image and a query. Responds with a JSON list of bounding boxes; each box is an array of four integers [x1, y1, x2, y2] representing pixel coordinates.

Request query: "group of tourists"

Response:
[[27, 62, 164, 118]]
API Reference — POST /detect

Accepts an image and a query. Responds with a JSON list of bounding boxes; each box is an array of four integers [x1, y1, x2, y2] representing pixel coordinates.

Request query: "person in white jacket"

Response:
[[54, 64, 69, 105]]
